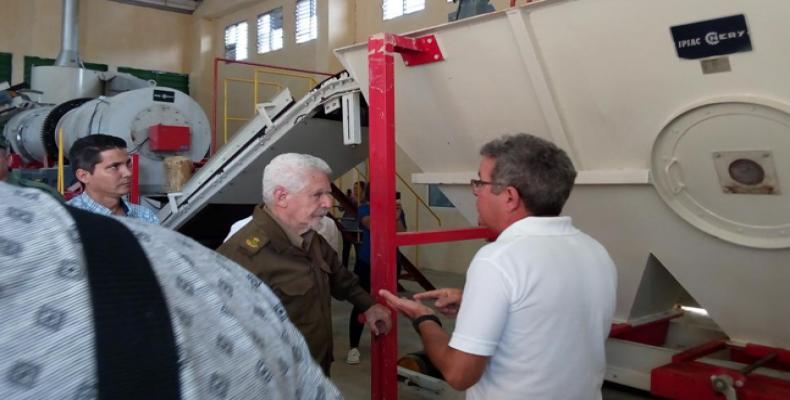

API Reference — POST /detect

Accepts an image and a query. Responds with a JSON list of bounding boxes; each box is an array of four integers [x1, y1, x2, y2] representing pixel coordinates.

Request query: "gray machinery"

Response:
[[1, 0, 210, 194]]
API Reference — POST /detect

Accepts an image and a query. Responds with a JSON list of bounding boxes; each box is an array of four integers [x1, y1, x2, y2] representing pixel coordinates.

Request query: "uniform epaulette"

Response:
[[239, 233, 270, 256]]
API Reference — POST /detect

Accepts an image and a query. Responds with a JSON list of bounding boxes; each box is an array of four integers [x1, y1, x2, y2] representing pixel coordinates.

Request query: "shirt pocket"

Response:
[[273, 273, 318, 325]]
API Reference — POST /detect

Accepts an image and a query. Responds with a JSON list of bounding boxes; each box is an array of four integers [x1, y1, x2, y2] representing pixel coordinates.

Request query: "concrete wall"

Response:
[[0, 0, 192, 83]]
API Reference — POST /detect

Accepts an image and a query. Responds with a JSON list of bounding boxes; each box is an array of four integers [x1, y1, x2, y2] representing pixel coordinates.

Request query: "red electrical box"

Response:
[[148, 124, 191, 152]]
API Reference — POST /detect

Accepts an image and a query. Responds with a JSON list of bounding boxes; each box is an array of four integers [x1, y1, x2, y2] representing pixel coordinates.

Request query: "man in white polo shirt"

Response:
[[381, 133, 617, 399]]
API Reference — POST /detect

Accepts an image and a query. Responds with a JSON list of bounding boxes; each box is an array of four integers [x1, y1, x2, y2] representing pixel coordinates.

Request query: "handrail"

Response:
[[216, 57, 334, 77], [353, 166, 442, 227], [352, 166, 442, 266], [254, 68, 317, 102], [212, 57, 335, 153], [222, 77, 284, 144], [395, 172, 441, 226], [253, 76, 285, 111]]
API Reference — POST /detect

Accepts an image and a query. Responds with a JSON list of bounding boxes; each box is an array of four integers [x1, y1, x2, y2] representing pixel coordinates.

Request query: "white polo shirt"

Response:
[[449, 216, 617, 400]]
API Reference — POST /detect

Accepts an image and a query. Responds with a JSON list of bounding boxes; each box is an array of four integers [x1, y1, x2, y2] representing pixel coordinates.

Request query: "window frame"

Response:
[[257, 7, 284, 54], [295, 0, 318, 44], [224, 20, 249, 61], [382, 0, 426, 21]]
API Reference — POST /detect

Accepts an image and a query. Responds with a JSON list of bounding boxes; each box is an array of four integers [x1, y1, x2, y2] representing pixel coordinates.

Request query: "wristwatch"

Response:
[[412, 314, 442, 333]]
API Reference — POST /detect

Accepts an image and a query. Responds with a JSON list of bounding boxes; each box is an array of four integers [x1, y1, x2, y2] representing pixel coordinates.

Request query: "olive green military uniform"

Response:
[[5, 172, 63, 201], [1, 133, 61, 200], [218, 205, 375, 375]]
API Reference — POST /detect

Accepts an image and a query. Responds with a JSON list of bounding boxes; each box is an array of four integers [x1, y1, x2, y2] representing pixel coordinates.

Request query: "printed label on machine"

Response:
[[670, 14, 751, 60], [153, 90, 176, 103]]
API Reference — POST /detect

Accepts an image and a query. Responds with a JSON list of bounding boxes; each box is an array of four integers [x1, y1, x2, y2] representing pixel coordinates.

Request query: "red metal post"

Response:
[[367, 31, 487, 400], [368, 33, 399, 400], [211, 58, 218, 155], [130, 153, 140, 204]]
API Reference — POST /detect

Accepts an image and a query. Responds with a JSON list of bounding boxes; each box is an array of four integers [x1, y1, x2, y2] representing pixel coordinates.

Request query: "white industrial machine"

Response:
[[335, 0, 790, 398], [1, 0, 210, 194], [157, 73, 369, 230]]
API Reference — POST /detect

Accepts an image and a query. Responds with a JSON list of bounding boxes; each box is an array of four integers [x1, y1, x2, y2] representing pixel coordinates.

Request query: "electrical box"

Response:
[[149, 124, 191, 152]]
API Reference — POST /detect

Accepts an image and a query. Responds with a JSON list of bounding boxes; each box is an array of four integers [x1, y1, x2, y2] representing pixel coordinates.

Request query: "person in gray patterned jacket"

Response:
[[0, 181, 342, 400]]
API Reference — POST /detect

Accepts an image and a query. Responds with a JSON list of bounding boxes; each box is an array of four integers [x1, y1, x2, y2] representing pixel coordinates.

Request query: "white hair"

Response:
[[262, 153, 332, 204]]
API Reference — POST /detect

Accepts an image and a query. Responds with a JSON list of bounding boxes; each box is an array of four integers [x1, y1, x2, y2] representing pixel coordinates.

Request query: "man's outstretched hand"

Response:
[[413, 288, 463, 318], [378, 289, 435, 320]]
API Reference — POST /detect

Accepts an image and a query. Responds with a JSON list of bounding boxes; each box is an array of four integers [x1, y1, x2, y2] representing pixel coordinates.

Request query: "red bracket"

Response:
[[398, 35, 444, 67]]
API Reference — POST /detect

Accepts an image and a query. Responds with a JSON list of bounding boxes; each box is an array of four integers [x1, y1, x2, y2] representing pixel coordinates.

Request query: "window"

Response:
[[224, 21, 248, 60], [118, 67, 189, 95], [295, 0, 317, 44], [383, 0, 425, 20], [257, 8, 284, 54]]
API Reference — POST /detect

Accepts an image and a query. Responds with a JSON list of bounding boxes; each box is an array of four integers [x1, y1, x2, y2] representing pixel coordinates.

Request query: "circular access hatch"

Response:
[[651, 101, 790, 249]]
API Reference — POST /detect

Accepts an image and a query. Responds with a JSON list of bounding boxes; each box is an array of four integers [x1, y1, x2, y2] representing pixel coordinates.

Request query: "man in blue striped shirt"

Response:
[[66, 134, 159, 224]]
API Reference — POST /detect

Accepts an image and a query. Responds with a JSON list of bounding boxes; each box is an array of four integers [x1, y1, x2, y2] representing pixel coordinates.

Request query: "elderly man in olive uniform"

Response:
[[218, 153, 392, 375], [0, 134, 62, 200]]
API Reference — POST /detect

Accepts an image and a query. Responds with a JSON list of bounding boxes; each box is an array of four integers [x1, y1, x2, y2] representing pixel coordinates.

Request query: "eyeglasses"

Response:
[[470, 179, 505, 192]]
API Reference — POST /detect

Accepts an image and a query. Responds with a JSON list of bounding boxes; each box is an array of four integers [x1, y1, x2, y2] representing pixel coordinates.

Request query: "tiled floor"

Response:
[[327, 269, 657, 399]]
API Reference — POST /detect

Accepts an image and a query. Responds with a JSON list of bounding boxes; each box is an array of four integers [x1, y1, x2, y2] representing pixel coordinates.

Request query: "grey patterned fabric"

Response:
[[0, 182, 342, 400]]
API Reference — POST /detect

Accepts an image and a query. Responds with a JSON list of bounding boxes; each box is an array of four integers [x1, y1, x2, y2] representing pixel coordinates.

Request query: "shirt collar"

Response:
[[261, 205, 312, 250], [497, 216, 578, 241], [80, 192, 130, 215]]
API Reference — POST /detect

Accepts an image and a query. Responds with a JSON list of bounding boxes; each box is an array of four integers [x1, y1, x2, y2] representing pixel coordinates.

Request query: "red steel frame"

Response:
[[210, 57, 334, 155], [130, 153, 140, 204], [610, 314, 790, 399], [366, 30, 790, 400], [367, 32, 495, 400], [650, 339, 790, 399]]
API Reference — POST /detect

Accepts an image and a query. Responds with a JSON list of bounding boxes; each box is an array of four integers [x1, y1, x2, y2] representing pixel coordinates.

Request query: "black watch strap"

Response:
[[412, 314, 442, 333]]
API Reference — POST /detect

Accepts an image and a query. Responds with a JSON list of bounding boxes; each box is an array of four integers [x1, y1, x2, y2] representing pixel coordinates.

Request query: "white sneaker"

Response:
[[346, 348, 361, 365]]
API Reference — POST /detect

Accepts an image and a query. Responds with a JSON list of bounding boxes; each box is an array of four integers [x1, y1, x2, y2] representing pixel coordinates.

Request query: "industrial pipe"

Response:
[[55, 0, 81, 67]]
